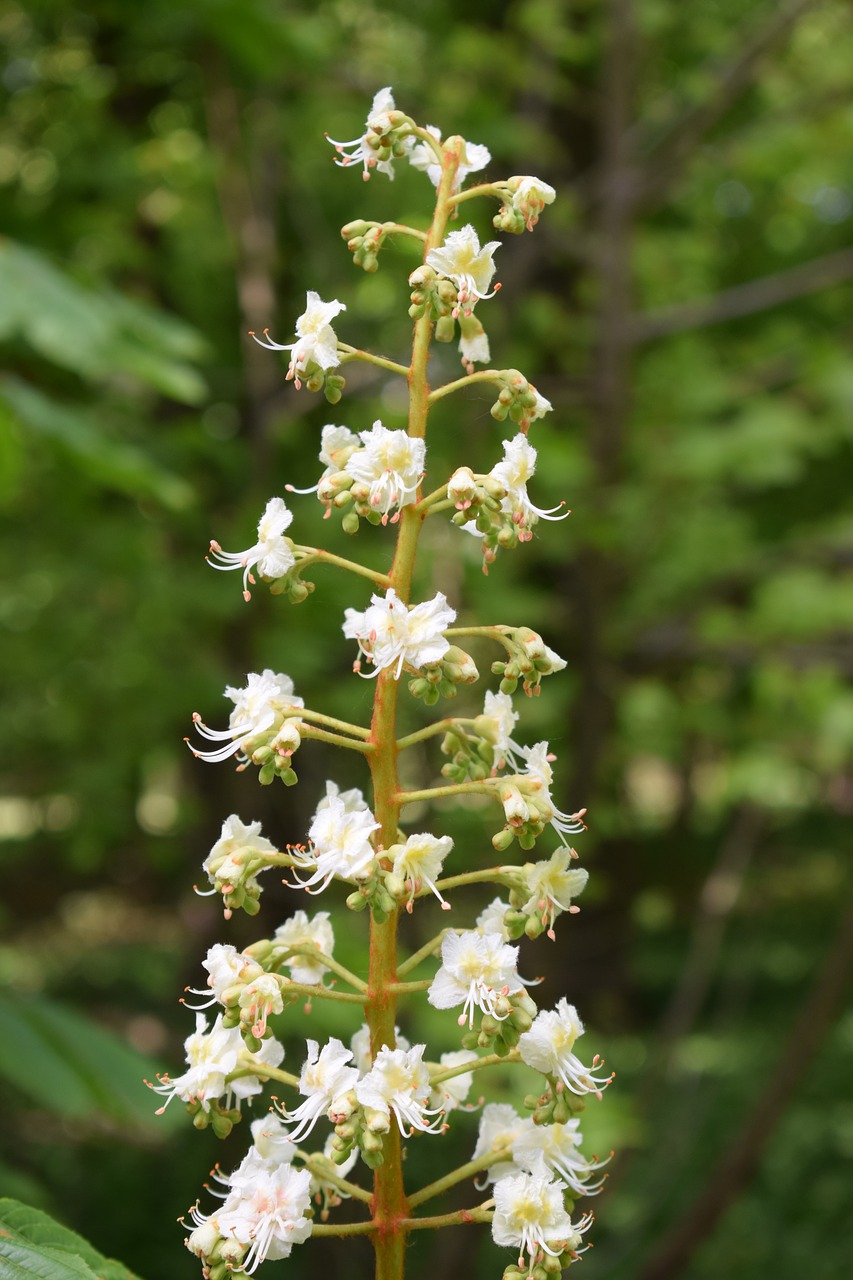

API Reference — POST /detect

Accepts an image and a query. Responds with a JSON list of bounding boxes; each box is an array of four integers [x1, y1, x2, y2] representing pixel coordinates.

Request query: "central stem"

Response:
[[366, 138, 463, 1280]]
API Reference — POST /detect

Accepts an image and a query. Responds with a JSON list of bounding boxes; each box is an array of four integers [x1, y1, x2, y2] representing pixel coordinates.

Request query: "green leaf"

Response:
[[0, 241, 207, 404], [0, 378, 194, 511], [0, 1199, 141, 1280], [0, 993, 180, 1136]]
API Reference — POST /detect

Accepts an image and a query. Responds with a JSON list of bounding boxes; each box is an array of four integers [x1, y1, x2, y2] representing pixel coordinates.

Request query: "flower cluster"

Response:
[[160, 86, 613, 1280], [343, 587, 455, 680]]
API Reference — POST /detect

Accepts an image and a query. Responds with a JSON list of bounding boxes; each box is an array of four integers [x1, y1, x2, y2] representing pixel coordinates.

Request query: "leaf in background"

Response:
[[0, 993, 181, 1136], [0, 240, 207, 404], [0, 1199, 141, 1280], [0, 377, 194, 511]]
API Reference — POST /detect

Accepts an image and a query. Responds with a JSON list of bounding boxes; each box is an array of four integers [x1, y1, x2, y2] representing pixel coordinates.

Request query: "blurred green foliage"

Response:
[[1, 1, 851, 1278]]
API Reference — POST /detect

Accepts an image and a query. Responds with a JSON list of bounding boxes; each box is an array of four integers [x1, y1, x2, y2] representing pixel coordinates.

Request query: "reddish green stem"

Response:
[[365, 136, 464, 1280]]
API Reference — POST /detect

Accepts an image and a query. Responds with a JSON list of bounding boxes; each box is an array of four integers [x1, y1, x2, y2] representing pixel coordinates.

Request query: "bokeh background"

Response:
[[1, 1, 852, 1277]]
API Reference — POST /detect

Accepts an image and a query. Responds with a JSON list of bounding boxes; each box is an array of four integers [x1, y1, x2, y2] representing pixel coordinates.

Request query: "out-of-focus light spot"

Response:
[[138, 186, 182, 225], [163, 128, 202, 164], [2, 57, 38, 92], [811, 185, 851, 224], [765, 213, 805, 253], [136, 791, 179, 835], [20, 151, 57, 195], [43, 794, 80, 832], [632, 889, 674, 931], [714, 179, 752, 218], [627, 755, 680, 824], [0, 144, 21, 183], [0, 793, 79, 839], [0, 798, 40, 840]]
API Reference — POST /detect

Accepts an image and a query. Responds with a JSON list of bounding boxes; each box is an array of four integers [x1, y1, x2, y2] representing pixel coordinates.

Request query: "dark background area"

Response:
[[1, 1, 851, 1277]]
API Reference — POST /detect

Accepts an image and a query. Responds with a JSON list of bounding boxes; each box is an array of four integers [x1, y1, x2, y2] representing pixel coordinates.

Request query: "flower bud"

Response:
[[363, 1107, 390, 1136], [271, 718, 302, 756], [186, 1222, 221, 1259], [329, 1088, 358, 1123], [341, 219, 371, 239], [324, 374, 345, 404], [219, 1239, 246, 1267], [210, 1111, 234, 1139], [435, 315, 456, 343], [447, 466, 477, 505]]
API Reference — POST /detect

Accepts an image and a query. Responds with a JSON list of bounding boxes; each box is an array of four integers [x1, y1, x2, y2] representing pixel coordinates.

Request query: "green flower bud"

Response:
[[341, 219, 370, 239], [435, 315, 456, 343], [210, 1111, 233, 1140]]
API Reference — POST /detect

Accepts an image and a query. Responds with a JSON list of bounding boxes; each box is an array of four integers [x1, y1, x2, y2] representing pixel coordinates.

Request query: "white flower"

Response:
[[426, 225, 500, 311], [316, 778, 370, 815], [207, 497, 295, 601], [489, 435, 569, 533], [520, 741, 588, 846], [350, 1023, 410, 1076], [326, 87, 411, 179], [390, 832, 454, 909], [152, 1013, 282, 1113], [215, 1162, 313, 1271], [251, 291, 346, 386], [528, 386, 553, 421], [523, 850, 589, 938], [292, 794, 379, 893], [189, 670, 303, 764], [409, 126, 490, 190], [491, 1158, 577, 1264], [476, 897, 512, 940], [319, 423, 359, 470], [283, 1037, 359, 1142], [184, 943, 262, 1010], [153, 1013, 239, 1112], [480, 689, 522, 768], [343, 587, 456, 679], [458, 313, 490, 370], [518, 999, 613, 1097], [249, 1114, 298, 1165], [515, 1119, 610, 1197], [507, 175, 557, 230], [427, 929, 523, 1028], [472, 1103, 530, 1184], [429, 1050, 478, 1112], [287, 424, 360, 497], [343, 422, 426, 517], [274, 909, 335, 985], [201, 814, 278, 905], [355, 1044, 443, 1135]]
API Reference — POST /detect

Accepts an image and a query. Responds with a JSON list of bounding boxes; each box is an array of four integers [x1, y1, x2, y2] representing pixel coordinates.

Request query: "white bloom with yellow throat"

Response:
[[251, 291, 346, 386]]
